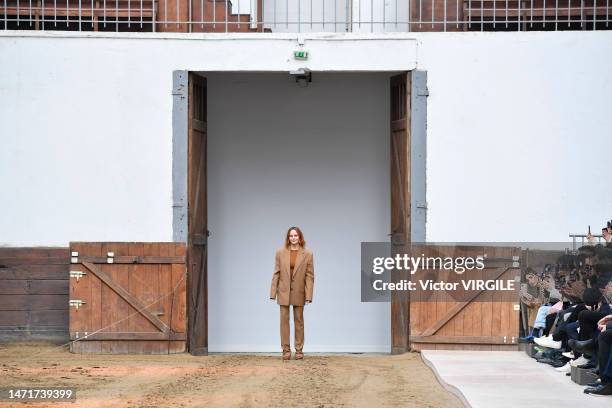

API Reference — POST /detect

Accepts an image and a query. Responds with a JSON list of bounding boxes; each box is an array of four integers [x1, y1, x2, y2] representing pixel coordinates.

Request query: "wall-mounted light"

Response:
[[290, 68, 312, 88]]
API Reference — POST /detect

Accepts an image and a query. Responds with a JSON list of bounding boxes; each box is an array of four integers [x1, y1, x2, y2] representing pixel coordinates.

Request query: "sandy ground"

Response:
[[0, 343, 462, 408]]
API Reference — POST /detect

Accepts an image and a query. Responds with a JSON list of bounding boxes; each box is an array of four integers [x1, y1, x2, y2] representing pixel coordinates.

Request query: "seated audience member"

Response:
[[534, 292, 584, 351], [520, 268, 543, 339], [603, 221, 612, 244], [582, 222, 612, 395], [529, 219, 612, 397], [540, 266, 565, 336], [584, 279, 612, 396], [569, 277, 612, 370]]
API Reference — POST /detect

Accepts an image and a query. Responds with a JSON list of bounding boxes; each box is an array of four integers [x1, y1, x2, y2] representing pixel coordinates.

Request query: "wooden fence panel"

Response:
[[409, 245, 521, 351], [69, 242, 187, 354]]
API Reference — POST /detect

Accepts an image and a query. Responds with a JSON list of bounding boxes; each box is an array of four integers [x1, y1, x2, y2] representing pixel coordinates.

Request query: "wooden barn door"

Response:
[[68, 242, 187, 354], [409, 245, 521, 351], [187, 72, 208, 355], [390, 72, 411, 354]]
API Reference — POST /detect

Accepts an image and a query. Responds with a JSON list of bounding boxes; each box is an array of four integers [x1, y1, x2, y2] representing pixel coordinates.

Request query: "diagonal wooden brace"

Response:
[[81, 262, 170, 333]]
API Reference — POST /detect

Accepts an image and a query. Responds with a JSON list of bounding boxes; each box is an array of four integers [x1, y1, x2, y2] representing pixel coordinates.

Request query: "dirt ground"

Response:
[[0, 343, 462, 408]]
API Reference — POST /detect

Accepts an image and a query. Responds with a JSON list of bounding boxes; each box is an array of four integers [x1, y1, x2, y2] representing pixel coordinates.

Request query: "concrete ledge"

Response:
[[571, 365, 598, 386]]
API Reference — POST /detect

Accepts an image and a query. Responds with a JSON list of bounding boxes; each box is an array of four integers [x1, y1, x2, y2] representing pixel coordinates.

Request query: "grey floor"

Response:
[[422, 350, 611, 408]]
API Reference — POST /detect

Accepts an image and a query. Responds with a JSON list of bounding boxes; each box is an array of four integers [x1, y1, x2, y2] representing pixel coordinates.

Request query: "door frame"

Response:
[[389, 70, 428, 354], [172, 69, 428, 355]]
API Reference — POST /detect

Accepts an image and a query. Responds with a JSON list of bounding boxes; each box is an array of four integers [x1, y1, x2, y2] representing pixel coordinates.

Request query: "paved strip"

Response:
[[421, 350, 610, 408]]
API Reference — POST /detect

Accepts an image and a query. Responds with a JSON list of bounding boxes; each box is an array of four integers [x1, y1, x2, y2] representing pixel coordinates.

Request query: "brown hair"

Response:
[[285, 226, 306, 249]]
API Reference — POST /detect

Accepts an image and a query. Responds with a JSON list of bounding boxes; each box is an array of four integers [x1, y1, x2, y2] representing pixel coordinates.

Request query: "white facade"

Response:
[[1, 31, 610, 247], [1, 30, 611, 351]]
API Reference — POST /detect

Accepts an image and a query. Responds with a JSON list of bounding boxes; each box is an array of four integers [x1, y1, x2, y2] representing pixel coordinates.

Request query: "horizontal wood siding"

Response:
[[0, 247, 70, 343]]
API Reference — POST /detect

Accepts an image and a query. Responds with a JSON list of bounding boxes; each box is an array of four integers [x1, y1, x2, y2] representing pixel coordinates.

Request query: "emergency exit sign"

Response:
[[294, 51, 308, 60]]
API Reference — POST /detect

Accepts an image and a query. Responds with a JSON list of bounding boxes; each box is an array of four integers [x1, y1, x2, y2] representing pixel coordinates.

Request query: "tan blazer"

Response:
[[269, 246, 314, 306]]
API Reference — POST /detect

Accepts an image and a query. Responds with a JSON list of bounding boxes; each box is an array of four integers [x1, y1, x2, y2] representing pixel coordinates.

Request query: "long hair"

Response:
[[285, 226, 306, 249]]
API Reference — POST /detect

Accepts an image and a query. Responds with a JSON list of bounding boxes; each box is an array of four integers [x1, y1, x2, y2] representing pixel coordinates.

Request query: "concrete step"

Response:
[[571, 365, 598, 386]]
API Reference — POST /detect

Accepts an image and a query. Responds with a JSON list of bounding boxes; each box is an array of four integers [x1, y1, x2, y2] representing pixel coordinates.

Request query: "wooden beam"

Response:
[[390, 72, 411, 355], [76, 256, 185, 264], [70, 332, 185, 341], [0, 248, 69, 258], [410, 335, 510, 344], [0, 294, 67, 311], [1, 264, 68, 280]]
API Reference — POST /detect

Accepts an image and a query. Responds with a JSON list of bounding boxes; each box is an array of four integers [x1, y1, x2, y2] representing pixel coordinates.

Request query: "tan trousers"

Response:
[[280, 305, 304, 353]]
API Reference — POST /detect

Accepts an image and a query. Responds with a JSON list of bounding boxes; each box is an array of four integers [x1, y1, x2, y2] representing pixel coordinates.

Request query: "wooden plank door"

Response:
[[409, 245, 521, 351], [390, 72, 411, 354], [187, 72, 208, 355], [68, 242, 187, 354]]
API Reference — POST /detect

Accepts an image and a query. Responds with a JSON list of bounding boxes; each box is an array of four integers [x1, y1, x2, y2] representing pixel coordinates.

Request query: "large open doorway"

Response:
[[173, 70, 427, 355]]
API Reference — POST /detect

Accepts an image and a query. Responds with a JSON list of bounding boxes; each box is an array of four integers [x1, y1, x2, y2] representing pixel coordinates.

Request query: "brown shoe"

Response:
[[295, 351, 303, 360], [282, 351, 291, 361]]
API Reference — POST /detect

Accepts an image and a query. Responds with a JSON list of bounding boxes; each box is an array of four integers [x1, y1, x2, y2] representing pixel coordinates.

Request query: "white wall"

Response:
[[206, 72, 390, 351], [416, 32, 612, 242], [0, 30, 610, 245], [0, 32, 415, 247]]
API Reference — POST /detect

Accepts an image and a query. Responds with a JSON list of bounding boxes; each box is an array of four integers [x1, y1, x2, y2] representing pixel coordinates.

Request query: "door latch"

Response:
[[69, 270, 87, 281], [69, 299, 86, 310]]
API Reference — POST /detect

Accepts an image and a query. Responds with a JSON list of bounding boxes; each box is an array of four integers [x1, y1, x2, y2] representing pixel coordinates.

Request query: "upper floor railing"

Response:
[[1, 0, 610, 32]]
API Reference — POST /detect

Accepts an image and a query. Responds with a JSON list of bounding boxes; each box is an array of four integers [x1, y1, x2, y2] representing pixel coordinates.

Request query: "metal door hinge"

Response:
[[69, 270, 87, 281], [69, 299, 86, 310], [74, 331, 89, 339], [417, 87, 429, 97], [191, 232, 209, 246], [107, 251, 114, 264], [172, 84, 186, 99], [390, 233, 406, 246]]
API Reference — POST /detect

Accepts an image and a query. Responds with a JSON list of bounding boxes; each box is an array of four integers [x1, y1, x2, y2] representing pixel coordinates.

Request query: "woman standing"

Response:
[[269, 227, 315, 361]]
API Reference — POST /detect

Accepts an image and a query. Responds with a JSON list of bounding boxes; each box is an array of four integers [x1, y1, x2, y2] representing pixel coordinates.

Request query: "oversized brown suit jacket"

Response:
[[269, 246, 314, 306]]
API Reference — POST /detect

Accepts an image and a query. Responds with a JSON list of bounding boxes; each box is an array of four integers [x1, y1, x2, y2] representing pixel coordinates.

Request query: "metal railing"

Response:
[[569, 233, 606, 251], [1, 0, 610, 32]]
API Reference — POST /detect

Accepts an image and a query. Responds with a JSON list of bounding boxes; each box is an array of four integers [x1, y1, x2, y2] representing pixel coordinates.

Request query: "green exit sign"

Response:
[[294, 51, 309, 60]]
